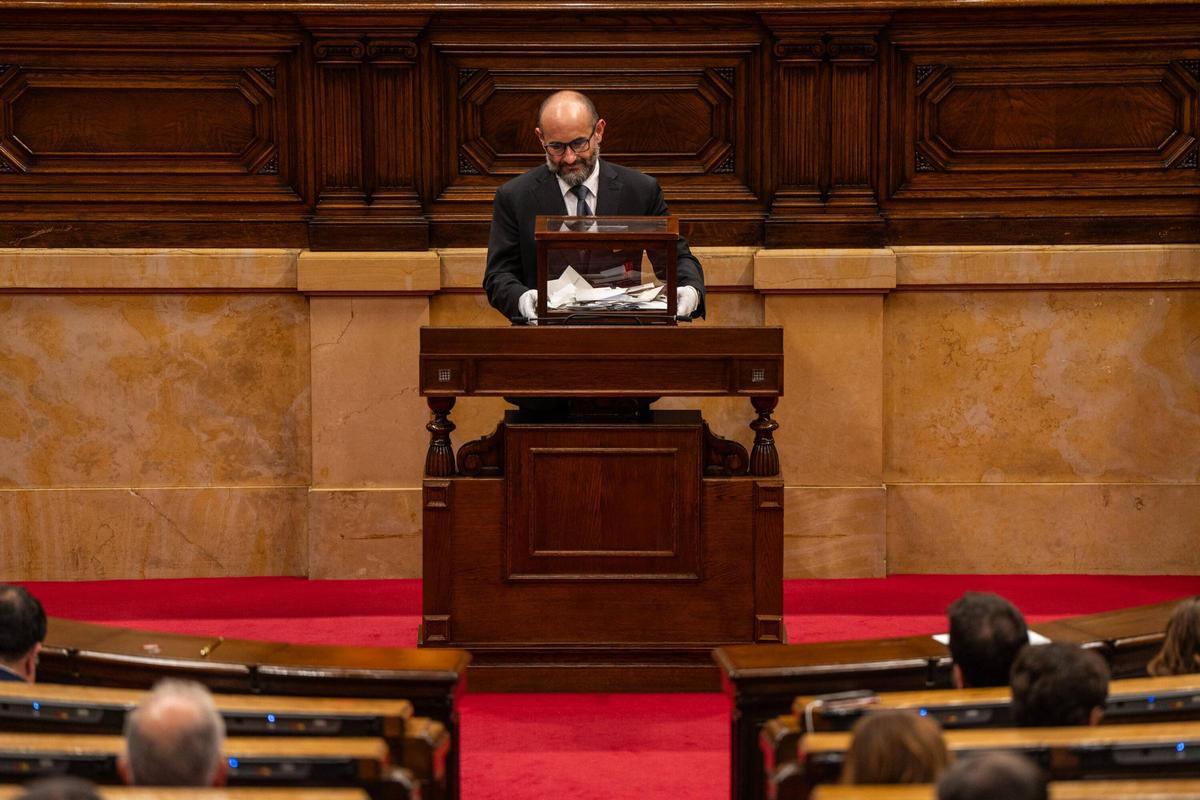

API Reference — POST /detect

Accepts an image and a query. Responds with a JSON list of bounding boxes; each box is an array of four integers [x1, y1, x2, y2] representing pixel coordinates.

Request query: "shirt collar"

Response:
[[553, 159, 601, 205], [0, 664, 27, 682]]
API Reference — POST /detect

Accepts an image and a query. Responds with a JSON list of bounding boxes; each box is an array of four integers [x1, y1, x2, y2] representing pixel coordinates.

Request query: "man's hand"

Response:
[[518, 289, 539, 322], [676, 285, 699, 318]]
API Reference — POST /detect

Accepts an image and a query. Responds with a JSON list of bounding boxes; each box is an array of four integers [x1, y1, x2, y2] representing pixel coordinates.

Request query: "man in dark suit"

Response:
[[484, 89, 705, 322], [0, 584, 46, 683]]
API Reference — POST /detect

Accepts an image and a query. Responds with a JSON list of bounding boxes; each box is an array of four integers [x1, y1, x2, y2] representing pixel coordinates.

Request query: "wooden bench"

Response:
[[795, 673, 1200, 732], [777, 721, 1200, 800], [0, 683, 448, 800], [0, 733, 412, 800], [36, 618, 468, 800], [0, 790, 370, 800], [811, 780, 1200, 799], [718, 599, 1179, 800]]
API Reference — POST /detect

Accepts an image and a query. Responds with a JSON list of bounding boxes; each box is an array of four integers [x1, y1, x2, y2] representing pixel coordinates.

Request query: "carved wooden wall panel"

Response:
[[0, 5, 1197, 248], [0, 23, 309, 246], [883, 12, 1200, 242], [763, 14, 888, 246], [308, 22, 429, 249], [422, 15, 766, 246]]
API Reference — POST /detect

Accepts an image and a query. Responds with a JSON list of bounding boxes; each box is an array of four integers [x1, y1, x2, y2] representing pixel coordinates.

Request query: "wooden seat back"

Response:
[[720, 599, 1180, 800], [786, 721, 1200, 800], [0, 790, 371, 800], [794, 674, 1200, 732], [36, 618, 466, 800], [812, 781, 1200, 799], [0, 733, 412, 800], [0, 685, 446, 800]]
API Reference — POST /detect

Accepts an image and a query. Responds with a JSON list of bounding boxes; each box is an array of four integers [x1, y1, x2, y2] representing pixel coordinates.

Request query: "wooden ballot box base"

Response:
[[420, 410, 784, 692]]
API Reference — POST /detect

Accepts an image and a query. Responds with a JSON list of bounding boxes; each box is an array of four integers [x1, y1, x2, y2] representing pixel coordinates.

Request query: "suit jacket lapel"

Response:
[[532, 167, 569, 215], [596, 160, 622, 215]]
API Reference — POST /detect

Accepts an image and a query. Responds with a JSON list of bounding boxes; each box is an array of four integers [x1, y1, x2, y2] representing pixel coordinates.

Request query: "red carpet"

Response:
[[19, 574, 1200, 800]]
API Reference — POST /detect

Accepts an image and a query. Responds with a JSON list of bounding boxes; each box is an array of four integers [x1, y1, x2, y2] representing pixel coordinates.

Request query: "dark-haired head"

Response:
[[947, 592, 1029, 688], [1010, 642, 1109, 727], [937, 752, 1048, 800], [0, 585, 46, 682], [1148, 596, 1200, 677]]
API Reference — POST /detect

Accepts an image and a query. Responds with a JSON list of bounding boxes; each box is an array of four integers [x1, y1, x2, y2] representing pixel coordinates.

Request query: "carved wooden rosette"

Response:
[[749, 396, 781, 477], [456, 424, 505, 477], [424, 397, 457, 477]]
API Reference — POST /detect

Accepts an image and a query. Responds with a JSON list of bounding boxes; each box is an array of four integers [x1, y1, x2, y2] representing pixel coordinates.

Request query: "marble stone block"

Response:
[[887, 483, 1200, 574], [765, 295, 885, 486], [308, 488, 422, 579], [0, 294, 310, 488], [0, 486, 307, 580], [885, 289, 1200, 483], [310, 297, 430, 488], [784, 486, 887, 578]]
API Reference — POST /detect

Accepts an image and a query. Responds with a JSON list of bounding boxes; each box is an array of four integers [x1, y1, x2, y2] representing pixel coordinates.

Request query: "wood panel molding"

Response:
[[0, 5, 1196, 248]]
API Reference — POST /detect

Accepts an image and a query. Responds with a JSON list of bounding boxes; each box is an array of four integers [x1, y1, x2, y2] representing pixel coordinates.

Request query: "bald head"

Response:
[[537, 90, 598, 131], [122, 680, 225, 786]]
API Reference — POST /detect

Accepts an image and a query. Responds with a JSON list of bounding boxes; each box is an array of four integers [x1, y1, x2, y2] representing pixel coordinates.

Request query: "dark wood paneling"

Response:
[[0, 22, 309, 245], [0, 5, 1197, 248], [423, 13, 767, 247]]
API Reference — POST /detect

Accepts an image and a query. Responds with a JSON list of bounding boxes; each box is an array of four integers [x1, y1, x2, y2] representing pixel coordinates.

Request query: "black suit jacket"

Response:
[[484, 161, 706, 321]]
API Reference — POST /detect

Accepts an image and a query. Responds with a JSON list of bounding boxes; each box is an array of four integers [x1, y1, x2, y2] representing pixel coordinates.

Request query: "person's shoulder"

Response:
[[604, 161, 659, 189], [497, 164, 552, 197]]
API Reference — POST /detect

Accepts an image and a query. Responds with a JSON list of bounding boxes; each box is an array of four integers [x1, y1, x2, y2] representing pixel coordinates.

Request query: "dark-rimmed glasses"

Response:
[[542, 124, 596, 157]]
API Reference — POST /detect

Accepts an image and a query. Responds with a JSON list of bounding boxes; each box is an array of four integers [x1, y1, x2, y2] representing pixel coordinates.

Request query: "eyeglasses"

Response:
[[542, 124, 596, 157]]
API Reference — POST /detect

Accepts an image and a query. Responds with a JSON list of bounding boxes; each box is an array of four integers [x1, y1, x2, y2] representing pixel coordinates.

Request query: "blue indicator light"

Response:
[[267, 714, 276, 723], [1148, 696, 1156, 704], [228, 757, 239, 768], [1177, 743, 1186, 753], [918, 708, 928, 716], [31, 702, 39, 711]]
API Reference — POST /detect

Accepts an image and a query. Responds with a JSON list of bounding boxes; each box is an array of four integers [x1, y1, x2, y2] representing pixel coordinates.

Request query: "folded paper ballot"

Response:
[[547, 266, 667, 311]]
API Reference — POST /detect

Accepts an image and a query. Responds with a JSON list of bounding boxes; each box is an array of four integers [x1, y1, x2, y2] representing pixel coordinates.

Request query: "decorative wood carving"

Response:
[[457, 424, 504, 477], [0, 6, 1197, 246], [762, 14, 888, 246], [425, 396, 457, 477], [748, 396, 780, 478], [703, 422, 749, 476], [423, 13, 765, 246], [885, 15, 1200, 239], [309, 26, 429, 250]]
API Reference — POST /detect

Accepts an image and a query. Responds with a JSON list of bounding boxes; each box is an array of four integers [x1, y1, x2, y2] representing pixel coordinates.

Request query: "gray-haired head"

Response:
[[122, 679, 225, 786]]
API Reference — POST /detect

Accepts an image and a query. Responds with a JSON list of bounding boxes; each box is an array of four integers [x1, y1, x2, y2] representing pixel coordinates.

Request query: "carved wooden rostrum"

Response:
[[418, 325, 785, 691]]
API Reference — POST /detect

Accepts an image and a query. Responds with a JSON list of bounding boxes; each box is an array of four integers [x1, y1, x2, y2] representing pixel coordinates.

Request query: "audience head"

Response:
[[0, 584, 47, 682], [119, 679, 227, 786], [15, 777, 102, 800], [947, 591, 1029, 688], [1147, 595, 1200, 676], [937, 752, 1048, 800], [840, 709, 951, 784], [1010, 642, 1109, 727]]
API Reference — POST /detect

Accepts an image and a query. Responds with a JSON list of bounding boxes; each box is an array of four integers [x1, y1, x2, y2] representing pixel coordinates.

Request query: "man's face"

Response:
[[537, 115, 605, 187]]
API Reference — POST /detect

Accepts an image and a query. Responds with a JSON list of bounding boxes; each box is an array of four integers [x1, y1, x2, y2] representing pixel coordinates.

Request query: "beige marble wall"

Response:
[[0, 250, 311, 579], [1, 245, 1195, 580]]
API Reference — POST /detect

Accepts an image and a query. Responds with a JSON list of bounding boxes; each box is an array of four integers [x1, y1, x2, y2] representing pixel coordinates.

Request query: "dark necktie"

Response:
[[571, 184, 592, 216]]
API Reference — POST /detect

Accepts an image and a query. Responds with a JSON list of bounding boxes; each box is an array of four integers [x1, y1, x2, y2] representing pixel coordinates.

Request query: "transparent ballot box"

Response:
[[534, 215, 680, 325]]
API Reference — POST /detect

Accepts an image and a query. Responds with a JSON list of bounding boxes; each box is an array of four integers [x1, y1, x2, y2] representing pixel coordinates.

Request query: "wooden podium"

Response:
[[418, 325, 784, 691]]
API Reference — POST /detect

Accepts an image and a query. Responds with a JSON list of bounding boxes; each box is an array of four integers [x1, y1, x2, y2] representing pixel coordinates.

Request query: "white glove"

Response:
[[518, 289, 538, 322], [676, 285, 699, 318]]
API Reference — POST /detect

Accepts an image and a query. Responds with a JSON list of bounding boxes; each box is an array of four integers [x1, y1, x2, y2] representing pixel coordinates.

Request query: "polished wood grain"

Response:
[[0, 4, 1195, 247], [718, 599, 1179, 800]]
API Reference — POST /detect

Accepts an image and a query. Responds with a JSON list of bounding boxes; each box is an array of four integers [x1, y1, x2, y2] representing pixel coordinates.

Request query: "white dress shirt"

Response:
[[553, 159, 601, 216]]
